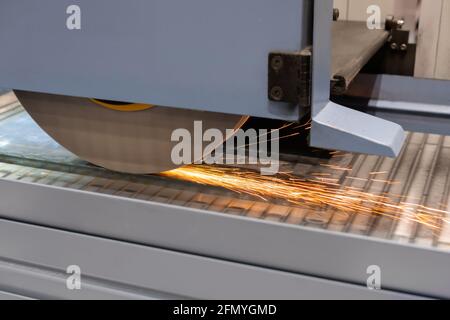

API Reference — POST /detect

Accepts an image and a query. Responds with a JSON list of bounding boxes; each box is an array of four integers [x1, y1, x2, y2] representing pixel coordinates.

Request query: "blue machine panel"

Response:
[[0, 0, 312, 120]]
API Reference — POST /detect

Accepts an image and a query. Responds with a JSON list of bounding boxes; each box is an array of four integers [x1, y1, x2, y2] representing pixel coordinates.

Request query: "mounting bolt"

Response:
[[396, 19, 405, 29], [270, 86, 284, 101], [385, 16, 405, 31], [390, 42, 398, 50], [271, 55, 284, 72], [400, 43, 408, 51]]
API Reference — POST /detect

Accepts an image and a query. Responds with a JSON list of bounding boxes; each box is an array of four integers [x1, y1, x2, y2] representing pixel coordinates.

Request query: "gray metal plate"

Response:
[[0, 0, 312, 121], [0, 218, 421, 300]]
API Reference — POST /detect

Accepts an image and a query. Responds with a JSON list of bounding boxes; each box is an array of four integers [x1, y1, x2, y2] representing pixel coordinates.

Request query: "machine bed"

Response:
[[0, 92, 449, 299]]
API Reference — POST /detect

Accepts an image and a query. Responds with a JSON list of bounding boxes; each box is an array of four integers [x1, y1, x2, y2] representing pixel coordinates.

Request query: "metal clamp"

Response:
[[268, 48, 312, 109]]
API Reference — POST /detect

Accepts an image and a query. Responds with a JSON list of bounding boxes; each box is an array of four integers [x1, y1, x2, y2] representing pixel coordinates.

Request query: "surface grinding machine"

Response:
[[0, 0, 449, 299]]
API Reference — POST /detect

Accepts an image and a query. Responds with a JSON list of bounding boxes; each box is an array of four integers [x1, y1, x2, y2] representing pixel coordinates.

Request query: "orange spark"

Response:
[[163, 165, 450, 232]]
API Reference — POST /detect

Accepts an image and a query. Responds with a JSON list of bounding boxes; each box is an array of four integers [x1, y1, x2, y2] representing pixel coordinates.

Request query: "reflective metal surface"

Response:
[[1, 92, 450, 251]]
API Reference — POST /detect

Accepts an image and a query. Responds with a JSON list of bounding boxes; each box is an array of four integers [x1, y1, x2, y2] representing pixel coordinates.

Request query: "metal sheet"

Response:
[[331, 21, 389, 93], [0, 290, 32, 300], [0, 0, 312, 121], [0, 219, 421, 299], [0, 258, 179, 300]]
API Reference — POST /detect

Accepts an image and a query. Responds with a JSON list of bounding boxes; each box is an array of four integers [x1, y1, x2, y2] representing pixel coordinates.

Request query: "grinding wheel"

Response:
[[15, 91, 248, 174]]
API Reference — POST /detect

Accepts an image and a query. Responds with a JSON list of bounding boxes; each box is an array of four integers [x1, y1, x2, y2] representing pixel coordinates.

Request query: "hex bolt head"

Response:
[[390, 42, 398, 50], [400, 43, 408, 51], [271, 56, 284, 71], [396, 19, 405, 29], [270, 86, 284, 101]]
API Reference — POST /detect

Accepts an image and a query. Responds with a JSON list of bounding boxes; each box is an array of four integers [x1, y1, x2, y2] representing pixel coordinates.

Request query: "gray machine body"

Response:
[[0, 0, 449, 300], [0, 0, 312, 121], [0, 0, 408, 157]]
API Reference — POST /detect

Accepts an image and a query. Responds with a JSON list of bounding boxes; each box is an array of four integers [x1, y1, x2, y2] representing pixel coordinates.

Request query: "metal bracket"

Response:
[[388, 29, 410, 52], [385, 15, 409, 52], [312, 102, 406, 157], [361, 16, 414, 77], [268, 48, 312, 109], [385, 15, 405, 31]]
